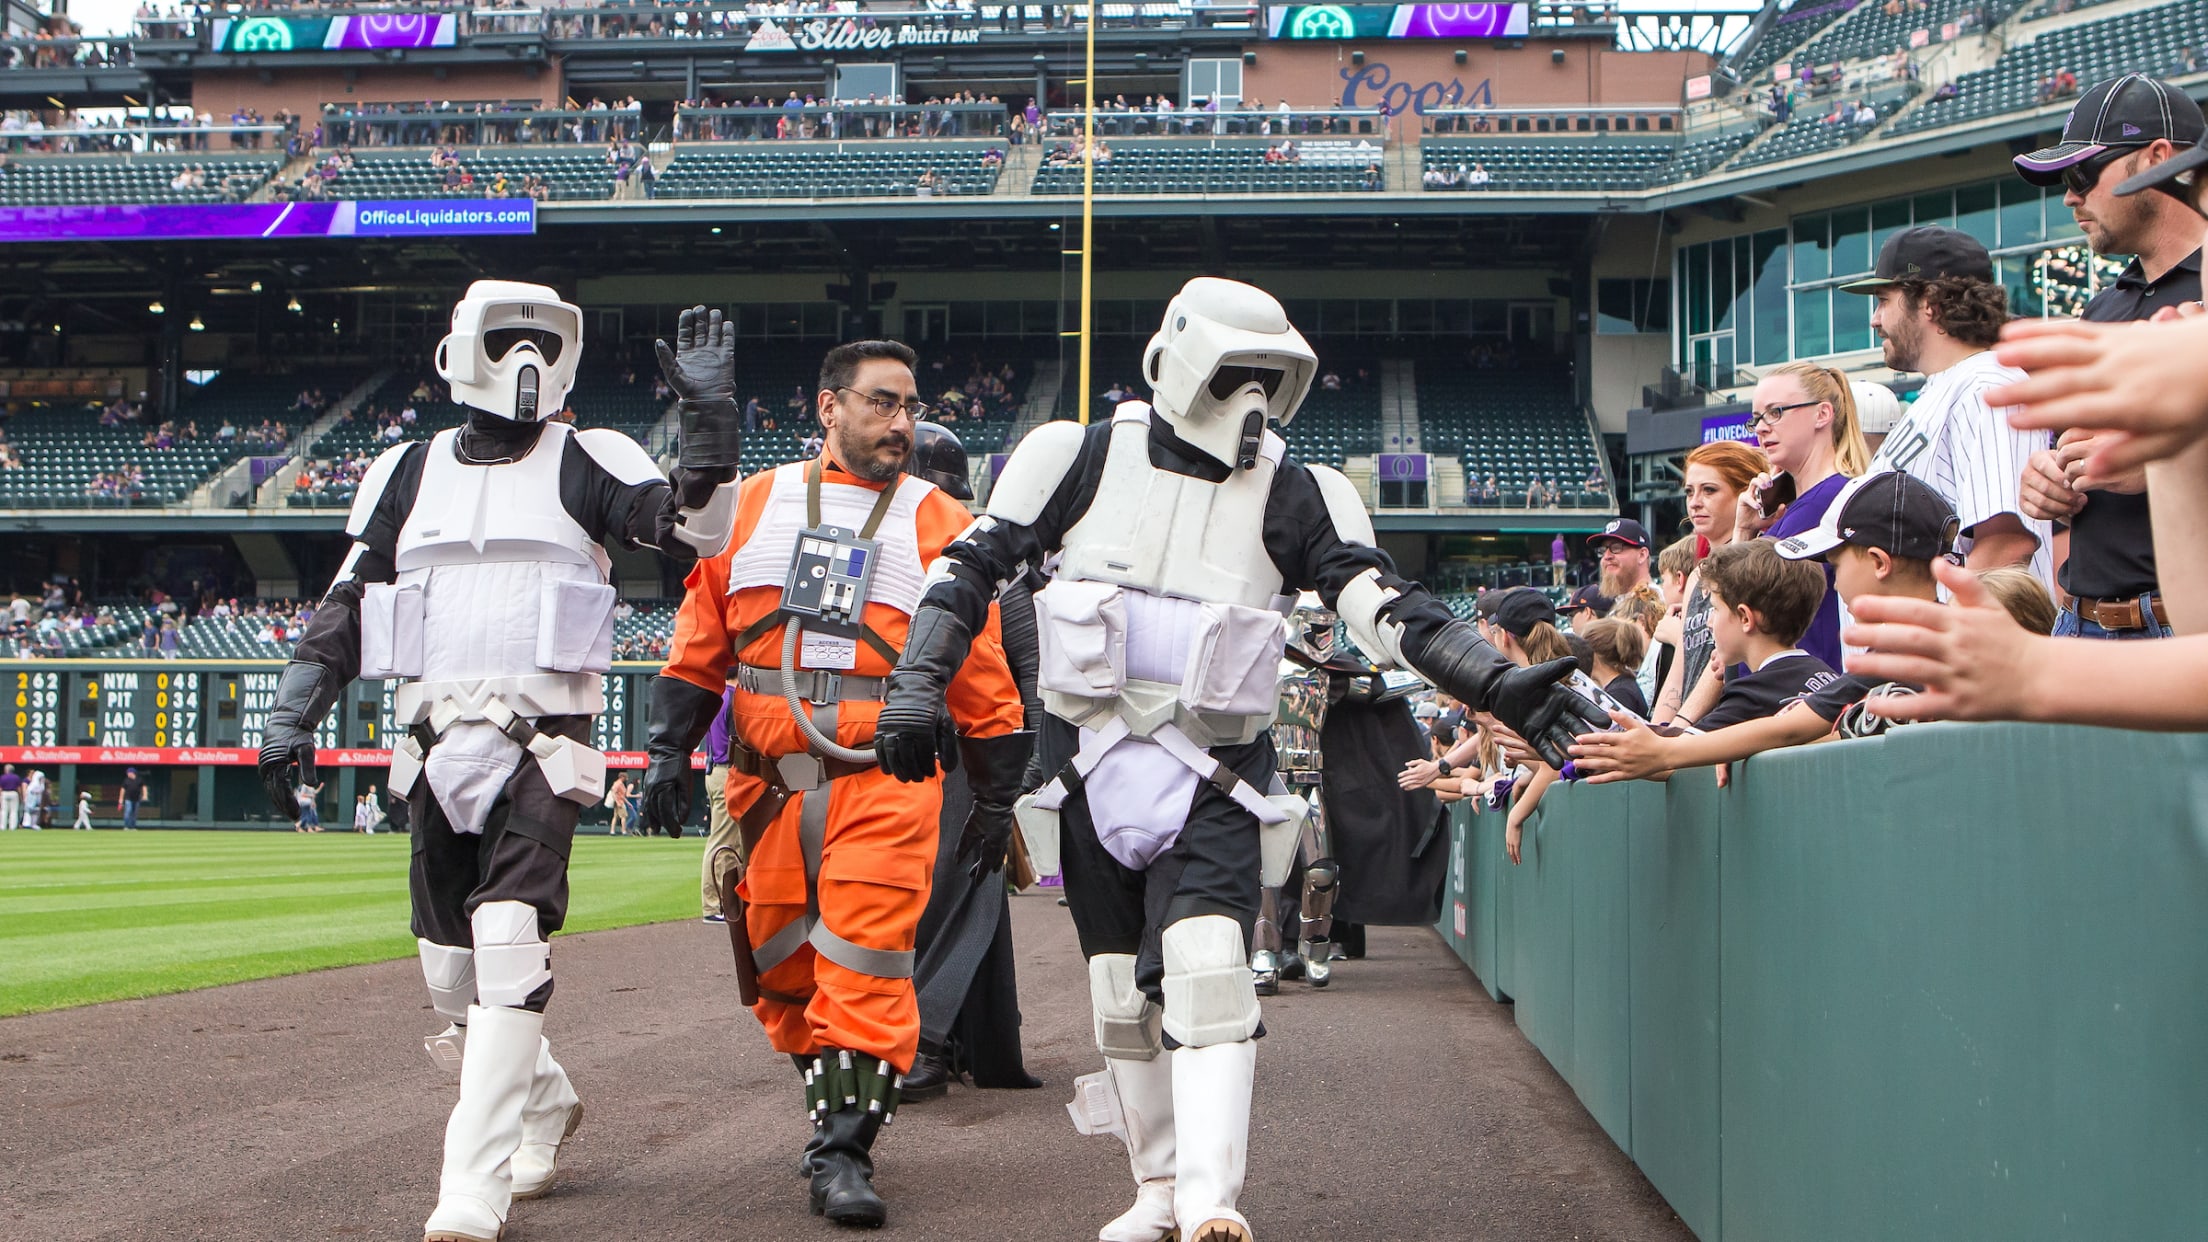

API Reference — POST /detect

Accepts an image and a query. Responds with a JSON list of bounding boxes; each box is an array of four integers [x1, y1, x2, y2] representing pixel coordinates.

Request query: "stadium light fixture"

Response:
[[1455, 49, 1468, 65], [1351, 50, 1364, 64], [148, 301, 165, 315], [711, 226, 723, 234], [188, 315, 205, 332], [250, 281, 263, 294], [286, 296, 302, 313]]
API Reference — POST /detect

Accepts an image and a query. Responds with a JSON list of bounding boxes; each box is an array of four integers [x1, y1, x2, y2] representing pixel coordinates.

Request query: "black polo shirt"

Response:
[[2064, 248, 2202, 601]]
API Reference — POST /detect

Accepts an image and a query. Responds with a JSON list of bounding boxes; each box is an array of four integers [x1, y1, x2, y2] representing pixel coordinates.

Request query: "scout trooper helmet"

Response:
[[435, 279, 583, 424], [1142, 277, 1317, 469]]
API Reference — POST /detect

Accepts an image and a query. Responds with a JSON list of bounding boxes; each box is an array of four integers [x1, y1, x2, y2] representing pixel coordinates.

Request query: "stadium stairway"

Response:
[[245, 369, 391, 509], [1379, 359, 1420, 457], [995, 142, 1043, 197]]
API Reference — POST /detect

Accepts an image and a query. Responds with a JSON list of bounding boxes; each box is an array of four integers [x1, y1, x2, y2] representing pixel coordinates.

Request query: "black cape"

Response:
[[1320, 692, 1449, 927]]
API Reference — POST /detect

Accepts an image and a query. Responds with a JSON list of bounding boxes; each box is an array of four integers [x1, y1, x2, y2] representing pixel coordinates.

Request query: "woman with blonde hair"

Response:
[[1737, 361, 1874, 667], [1654, 438, 1768, 724]]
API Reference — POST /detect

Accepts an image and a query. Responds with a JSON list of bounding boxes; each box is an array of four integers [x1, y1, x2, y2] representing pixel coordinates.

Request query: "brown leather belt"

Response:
[[2072, 593, 2168, 631]]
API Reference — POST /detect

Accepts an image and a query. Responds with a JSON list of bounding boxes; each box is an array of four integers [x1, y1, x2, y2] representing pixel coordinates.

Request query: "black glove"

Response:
[[654, 305, 741, 471], [1407, 622, 1609, 769], [257, 661, 338, 818], [1489, 659, 1613, 770], [644, 674, 724, 836], [875, 605, 975, 783], [954, 731, 1033, 880]]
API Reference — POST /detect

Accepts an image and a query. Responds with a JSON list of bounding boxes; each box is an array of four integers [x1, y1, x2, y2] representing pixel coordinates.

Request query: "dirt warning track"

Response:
[[0, 894, 1687, 1242]]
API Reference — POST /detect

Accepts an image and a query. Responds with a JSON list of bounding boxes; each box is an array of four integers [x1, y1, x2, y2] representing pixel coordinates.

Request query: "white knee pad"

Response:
[[471, 900, 552, 1009], [1160, 915, 1261, 1048], [1088, 952, 1164, 1060], [418, 940, 476, 1024]]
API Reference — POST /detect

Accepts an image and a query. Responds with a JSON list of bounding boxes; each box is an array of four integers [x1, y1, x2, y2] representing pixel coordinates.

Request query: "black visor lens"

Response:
[[484, 326, 564, 364], [1206, 365, 1285, 402]]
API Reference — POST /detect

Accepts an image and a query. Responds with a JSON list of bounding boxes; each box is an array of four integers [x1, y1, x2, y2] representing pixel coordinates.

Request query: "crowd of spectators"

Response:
[[323, 99, 643, 148], [677, 93, 1005, 142], [1424, 162, 1492, 189]]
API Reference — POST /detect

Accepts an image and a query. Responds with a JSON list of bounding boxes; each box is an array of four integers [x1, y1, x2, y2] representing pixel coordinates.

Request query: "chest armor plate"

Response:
[[395, 425, 605, 574], [1058, 404, 1286, 609]]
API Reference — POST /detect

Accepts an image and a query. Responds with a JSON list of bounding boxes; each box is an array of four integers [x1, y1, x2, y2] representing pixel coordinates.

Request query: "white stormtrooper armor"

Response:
[[893, 277, 1596, 1242], [259, 282, 744, 1242]]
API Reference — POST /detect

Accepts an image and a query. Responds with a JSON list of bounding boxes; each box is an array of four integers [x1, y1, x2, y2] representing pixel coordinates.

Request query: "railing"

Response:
[[0, 125, 289, 155], [321, 107, 647, 147], [1418, 106, 1684, 136], [0, 35, 142, 68], [130, 0, 1251, 42], [1041, 106, 1386, 138], [673, 104, 1009, 143]]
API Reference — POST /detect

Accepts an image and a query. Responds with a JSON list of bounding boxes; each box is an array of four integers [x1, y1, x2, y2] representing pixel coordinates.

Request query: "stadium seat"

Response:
[[1889, 0, 2208, 138], [0, 155, 283, 207], [655, 145, 1004, 199]]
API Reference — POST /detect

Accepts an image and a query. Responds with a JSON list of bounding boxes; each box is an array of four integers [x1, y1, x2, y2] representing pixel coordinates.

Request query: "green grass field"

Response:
[[0, 830, 704, 1018]]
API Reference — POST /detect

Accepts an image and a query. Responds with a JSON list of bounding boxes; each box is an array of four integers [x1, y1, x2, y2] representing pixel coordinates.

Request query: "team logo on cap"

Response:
[[2122, 122, 2143, 136], [1604, 520, 1623, 533]]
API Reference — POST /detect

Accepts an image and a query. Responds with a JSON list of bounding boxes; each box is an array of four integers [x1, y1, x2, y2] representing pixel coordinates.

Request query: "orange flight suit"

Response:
[[663, 452, 1020, 1072]]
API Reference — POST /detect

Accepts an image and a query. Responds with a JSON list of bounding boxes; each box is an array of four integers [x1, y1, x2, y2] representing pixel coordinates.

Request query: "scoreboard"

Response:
[[5, 661, 660, 761]]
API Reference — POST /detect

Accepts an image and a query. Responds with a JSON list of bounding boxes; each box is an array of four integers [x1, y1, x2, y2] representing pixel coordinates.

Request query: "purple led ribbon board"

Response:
[[0, 199, 536, 244], [1391, 4, 1529, 37]]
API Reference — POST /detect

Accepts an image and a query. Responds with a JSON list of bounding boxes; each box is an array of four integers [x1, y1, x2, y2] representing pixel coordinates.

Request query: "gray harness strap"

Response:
[[746, 700, 916, 981]]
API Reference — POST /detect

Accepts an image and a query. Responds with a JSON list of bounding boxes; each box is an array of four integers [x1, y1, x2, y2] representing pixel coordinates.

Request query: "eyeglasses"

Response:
[[834, 386, 930, 422], [1747, 400, 1821, 431], [2062, 145, 2144, 197]]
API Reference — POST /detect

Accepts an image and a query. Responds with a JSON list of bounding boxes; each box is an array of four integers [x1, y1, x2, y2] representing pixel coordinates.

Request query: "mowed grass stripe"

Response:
[[0, 832, 705, 1017]]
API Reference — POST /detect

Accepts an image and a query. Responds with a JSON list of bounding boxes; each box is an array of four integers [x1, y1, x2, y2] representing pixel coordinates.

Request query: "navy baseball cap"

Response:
[[1838, 226, 1995, 294], [1586, 517, 1649, 550], [1774, 470, 1959, 563], [2016, 74, 2205, 186], [1567, 584, 1616, 616], [1491, 589, 1559, 639]]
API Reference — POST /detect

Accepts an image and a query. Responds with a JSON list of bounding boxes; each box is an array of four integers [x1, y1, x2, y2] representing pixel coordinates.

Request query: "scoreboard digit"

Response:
[[11, 669, 59, 746], [593, 673, 630, 753], [70, 670, 202, 747]]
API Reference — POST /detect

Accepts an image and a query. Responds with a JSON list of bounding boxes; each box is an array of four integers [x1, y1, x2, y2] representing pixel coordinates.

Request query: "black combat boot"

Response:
[[899, 1041, 953, 1101], [803, 1049, 900, 1229]]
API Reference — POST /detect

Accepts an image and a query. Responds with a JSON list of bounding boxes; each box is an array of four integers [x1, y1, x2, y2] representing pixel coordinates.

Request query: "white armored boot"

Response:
[[1098, 1052, 1178, 1242], [423, 1004, 540, 1242], [509, 1036, 583, 1201], [1172, 1040, 1256, 1242]]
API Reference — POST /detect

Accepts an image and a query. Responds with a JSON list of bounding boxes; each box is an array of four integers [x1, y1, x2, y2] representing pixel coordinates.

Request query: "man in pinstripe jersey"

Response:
[[1842, 226, 2052, 586]]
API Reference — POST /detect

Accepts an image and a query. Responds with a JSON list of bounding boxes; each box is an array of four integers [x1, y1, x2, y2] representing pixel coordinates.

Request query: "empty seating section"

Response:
[[1416, 368, 1607, 507], [1675, 128, 1762, 178], [1421, 139, 1691, 192], [328, 151, 618, 201], [1279, 380, 1380, 469], [2018, 0, 2127, 18], [1798, 0, 2000, 69], [1032, 145, 1378, 195], [1729, 0, 1862, 84], [657, 146, 1000, 198], [0, 374, 315, 509], [0, 156, 281, 206], [569, 373, 668, 437], [1731, 96, 1908, 169], [1890, 2, 2208, 137]]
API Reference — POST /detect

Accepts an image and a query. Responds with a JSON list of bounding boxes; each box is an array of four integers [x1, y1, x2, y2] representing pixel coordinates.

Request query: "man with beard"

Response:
[[644, 339, 1026, 1229], [2011, 74, 2203, 639], [1588, 517, 1651, 600], [1843, 226, 2050, 585]]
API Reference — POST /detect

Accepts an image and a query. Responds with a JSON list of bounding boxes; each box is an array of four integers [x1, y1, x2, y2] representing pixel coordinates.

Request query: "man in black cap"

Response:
[[1565, 584, 1616, 631], [1588, 517, 1652, 600], [1842, 226, 2049, 584], [2011, 73, 2203, 641]]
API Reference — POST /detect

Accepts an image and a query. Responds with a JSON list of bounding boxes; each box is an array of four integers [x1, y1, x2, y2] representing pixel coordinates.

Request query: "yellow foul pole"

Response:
[[1077, 0, 1097, 425]]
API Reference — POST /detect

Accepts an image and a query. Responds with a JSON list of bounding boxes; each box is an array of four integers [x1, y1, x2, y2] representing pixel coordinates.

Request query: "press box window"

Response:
[[1596, 279, 1669, 335]]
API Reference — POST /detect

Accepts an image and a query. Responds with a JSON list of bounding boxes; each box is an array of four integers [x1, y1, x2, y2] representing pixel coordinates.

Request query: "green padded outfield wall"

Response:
[[1440, 722, 2208, 1242]]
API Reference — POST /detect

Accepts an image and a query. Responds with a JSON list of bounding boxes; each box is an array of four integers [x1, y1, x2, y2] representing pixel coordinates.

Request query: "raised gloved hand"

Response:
[[655, 305, 740, 472], [875, 606, 974, 783], [954, 732, 1033, 880], [643, 674, 724, 836], [257, 661, 337, 817]]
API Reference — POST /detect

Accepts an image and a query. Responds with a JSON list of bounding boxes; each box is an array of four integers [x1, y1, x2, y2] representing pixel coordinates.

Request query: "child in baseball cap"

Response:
[[1571, 471, 1962, 780]]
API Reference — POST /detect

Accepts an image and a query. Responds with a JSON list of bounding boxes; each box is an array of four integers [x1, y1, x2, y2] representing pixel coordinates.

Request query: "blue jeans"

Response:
[[2054, 595, 2173, 640], [122, 800, 137, 829]]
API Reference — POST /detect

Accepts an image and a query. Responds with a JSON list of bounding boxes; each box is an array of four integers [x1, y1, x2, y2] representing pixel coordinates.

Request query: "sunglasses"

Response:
[[2062, 144, 2146, 197]]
